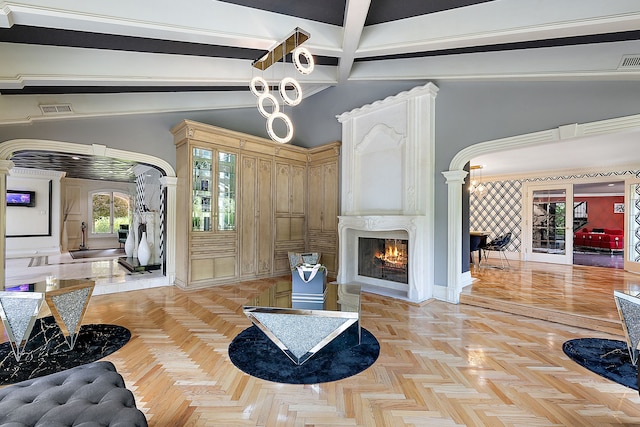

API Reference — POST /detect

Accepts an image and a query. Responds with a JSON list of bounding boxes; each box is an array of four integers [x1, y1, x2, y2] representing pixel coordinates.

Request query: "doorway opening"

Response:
[[571, 181, 624, 269]]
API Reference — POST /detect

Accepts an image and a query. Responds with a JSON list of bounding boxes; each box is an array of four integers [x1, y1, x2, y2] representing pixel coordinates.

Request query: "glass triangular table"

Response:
[[0, 291, 44, 361], [243, 281, 361, 365], [614, 289, 640, 366], [1, 279, 95, 360]]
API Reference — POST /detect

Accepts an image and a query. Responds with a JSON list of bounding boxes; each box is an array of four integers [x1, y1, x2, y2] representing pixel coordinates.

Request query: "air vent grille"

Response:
[[618, 55, 640, 69], [39, 104, 73, 115]]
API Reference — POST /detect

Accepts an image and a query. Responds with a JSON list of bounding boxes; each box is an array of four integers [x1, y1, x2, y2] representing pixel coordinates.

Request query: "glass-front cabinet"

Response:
[[191, 147, 236, 232], [217, 152, 236, 231], [172, 120, 340, 290]]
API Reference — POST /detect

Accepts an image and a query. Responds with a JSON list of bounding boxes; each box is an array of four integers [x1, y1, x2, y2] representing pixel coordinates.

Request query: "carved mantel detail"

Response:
[[335, 83, 438, 304]]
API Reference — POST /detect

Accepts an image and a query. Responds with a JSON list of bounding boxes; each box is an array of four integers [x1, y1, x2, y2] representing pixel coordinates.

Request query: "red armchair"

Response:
[[574, 228, 623, 252]]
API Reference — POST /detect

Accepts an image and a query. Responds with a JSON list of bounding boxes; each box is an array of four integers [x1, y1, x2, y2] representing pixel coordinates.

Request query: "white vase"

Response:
[[124, 228, 135, 257], [137, 231, 151, 266]]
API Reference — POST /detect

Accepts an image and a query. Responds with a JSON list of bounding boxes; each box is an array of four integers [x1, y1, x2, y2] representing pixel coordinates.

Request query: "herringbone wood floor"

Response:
[[70, 266, 640, 425], [4, 262, 640, 426], [462, 259, 640, 335]]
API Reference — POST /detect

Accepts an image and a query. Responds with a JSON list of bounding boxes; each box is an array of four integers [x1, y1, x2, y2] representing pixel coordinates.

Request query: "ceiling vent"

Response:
[[618, 55, 640, 69], [39, 103, 74, 115]]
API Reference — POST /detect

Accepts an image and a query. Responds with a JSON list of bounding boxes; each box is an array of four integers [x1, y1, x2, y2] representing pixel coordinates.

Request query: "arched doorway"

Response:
[[0, 139, 177, 287], [444, 113, 640, 303]]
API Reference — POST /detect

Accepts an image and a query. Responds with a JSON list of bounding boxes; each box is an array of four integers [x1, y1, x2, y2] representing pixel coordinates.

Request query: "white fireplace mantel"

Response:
[[336, 83, 438, 303], [337, 215, 428, 302]]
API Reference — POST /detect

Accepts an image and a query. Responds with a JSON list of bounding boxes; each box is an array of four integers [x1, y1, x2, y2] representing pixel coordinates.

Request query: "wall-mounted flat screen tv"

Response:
[[6, 190, 36, 207]]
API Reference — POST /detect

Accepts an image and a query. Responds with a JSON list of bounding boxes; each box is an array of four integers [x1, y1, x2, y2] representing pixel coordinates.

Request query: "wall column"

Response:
[[0, 159, 15, 287], [442, 169, 468, 303], [160, 176, 177, 285]]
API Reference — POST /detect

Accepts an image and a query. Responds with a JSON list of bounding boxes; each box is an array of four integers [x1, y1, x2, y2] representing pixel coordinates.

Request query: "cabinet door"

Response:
[[216, 151, 237, 231], [308, 162, 338, 232], [239, 155, 273, 277], [322, 162, 339, 232], [191, 147, 237, 233], [308, 164, 324, 231], [192, 147, 213, 232], [239, 155, 257, 276], [290, 165, 306, 215], [275, 163, 292, 214], [257, 158, 273, 274], [307, 160, 339, 276], [275, 163, 306, 215]]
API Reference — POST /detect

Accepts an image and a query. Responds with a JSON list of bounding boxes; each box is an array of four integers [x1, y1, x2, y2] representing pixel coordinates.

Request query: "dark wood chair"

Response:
[[117, 224, 129, 248]]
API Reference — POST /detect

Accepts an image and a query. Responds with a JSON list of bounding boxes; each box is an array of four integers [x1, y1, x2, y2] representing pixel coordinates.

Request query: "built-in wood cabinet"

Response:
[[172, 120, 340, 289], [273, 161, 307, 275], [275, 162, 305, 215], [307, 146, 340, 276], [239, 153, 273, 278], [175, 139, 239, 288]]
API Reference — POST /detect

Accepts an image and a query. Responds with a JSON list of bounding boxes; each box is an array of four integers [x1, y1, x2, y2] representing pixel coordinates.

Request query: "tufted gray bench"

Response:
[[0, 361, 147, 426]]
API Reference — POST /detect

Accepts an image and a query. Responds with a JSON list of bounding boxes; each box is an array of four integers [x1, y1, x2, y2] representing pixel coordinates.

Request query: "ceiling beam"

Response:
[[337, 0, 371, 83]]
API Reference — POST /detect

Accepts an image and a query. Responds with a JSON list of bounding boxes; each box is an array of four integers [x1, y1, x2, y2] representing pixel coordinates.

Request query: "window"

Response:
[[91, 191, 131, 234]]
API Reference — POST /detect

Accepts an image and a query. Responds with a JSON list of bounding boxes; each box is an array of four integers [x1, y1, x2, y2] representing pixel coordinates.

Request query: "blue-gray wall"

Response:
[[432, 80, 640, 284], [2, 80, 640, 287]]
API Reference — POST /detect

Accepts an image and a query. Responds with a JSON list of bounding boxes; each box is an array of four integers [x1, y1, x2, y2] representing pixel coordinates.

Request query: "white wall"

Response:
[[6, 168, 65, 257]]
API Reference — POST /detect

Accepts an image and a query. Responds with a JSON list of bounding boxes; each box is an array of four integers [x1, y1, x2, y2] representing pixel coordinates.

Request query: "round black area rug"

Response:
[[229, 325, 380, 384], [563, 338, 637, 391], [0, 316, 131, 385]]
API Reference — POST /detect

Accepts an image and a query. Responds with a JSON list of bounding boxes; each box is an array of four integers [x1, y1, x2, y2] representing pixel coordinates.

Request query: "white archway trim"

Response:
[[0, 139, 175, 176], [159, 176, 177, 286], [450, 112, 640, 171], [0, 138, 177, 290], [442, 170, 468, 303], [445, 112, 640, 303]]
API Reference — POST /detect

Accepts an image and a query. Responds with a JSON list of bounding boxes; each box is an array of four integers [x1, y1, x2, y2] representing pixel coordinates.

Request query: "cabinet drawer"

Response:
[[191, 256, 237, 282]]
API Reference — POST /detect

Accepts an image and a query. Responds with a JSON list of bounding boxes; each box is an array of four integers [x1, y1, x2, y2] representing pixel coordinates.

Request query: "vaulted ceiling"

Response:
[[2, 1, 640, 182], [1, 0, 640, 126]]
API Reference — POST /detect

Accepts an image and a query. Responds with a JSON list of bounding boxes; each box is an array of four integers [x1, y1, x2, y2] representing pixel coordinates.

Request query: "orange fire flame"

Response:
[[374, 240, 407, 268]]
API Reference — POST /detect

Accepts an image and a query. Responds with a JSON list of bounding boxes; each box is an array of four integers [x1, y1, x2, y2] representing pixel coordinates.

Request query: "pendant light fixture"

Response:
[[249, 28, 314, 144], [469, 165, 488, 198]]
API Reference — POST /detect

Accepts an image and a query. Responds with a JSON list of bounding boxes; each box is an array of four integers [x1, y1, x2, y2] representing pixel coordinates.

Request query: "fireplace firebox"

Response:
[[358, 238, 408, 284]]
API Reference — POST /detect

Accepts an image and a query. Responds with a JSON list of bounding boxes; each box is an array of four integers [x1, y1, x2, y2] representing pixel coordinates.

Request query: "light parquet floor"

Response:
[[462, 259, 640, 336], [9, 274, 638, 427]]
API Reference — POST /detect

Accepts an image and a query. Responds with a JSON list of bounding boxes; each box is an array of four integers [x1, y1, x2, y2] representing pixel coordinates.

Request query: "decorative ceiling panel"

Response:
[[9, 151, 157, 183]]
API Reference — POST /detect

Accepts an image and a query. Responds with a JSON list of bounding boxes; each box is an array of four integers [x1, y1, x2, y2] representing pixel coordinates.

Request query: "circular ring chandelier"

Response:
[[249, 28, 314, 143], [279, 77, 302, 106], [249, 76, 269, 97], [293, 47, 314, 75], [266, 111, 293, 144], [257, 92, 280, 118]]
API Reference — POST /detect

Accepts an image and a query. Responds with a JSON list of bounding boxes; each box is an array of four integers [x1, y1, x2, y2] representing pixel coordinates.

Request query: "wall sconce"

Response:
[[249, 28, 314, 144]]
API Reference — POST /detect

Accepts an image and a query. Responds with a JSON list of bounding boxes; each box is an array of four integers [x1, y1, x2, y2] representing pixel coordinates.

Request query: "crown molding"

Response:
[[484, 167, 638, 183], [9, 167, 66, 179], [336, 82, 438, 122]]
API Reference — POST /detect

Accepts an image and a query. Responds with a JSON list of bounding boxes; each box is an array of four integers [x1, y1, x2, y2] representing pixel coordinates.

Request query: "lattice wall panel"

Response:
[[470, 180, 522, 252], [470, 170, 640, 256]]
